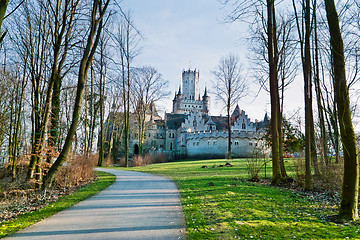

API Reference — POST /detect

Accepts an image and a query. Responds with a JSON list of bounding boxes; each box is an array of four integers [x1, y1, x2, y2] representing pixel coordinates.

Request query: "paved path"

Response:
[[7, 168, 185, 240]]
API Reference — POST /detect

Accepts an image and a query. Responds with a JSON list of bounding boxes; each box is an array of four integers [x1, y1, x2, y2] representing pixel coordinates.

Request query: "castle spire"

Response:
[[203, 87, 208, 97], [178, 86, 181, 95]]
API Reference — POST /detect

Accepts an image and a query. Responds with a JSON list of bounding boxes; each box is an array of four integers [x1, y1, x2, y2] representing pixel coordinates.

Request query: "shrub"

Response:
[[316, 159, 343, 192], [246, 141, 271, 181], [132, 153, 167, 167], [102, 157, 113, 167], [133, 155, 151, 167], [52, 154, 97, 188], [294, 154, 344, 192]]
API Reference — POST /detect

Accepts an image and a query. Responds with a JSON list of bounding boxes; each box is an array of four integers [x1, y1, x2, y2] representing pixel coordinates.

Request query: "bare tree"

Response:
[[46, 0, 81, 164], [212, 53, 248, 159], [113, 11, 141, 167], [220, 0, 286, 183], [44, 0, 110, 188], [324, 0, 359, 221], [292, 0, 315, 189], [132, 66, 169, 155]]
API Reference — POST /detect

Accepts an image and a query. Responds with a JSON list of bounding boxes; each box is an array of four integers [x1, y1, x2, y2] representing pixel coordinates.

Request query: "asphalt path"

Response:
[[6, 168, 185, 240]]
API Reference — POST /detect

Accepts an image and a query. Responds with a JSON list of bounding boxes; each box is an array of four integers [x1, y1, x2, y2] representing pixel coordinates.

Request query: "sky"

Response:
[[120, 0, 304, 122]]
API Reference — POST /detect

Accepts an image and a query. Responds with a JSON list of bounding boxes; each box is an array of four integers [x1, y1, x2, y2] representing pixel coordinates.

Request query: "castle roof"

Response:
[[165, 113, 186, 130], [231, 104, 241, 118], [208, 116, 228, 131], [205, 116, 216, 125]]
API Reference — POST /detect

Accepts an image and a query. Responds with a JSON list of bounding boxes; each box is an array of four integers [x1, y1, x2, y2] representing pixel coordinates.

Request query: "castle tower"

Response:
[[182, 69, 199, 101], [172, 68, 209, 114]]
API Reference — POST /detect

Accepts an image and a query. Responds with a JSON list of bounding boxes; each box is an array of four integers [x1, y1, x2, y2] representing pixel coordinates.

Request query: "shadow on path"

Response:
[[6, 168, 185, 240]]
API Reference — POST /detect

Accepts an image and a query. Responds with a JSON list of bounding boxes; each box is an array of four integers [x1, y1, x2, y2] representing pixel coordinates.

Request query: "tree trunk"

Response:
[[98, 35, 105, 166], [324, 0, 359, 221], [11, 72, 26, 179], [267, 0, 281, 184], [227, 104, 232, 159], [0, 0, 8, 42], [313, 5, 329, 166]]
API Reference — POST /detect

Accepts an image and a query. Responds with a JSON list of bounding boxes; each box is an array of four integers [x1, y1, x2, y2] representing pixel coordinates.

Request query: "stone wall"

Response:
[[186, 130, 266, 158]]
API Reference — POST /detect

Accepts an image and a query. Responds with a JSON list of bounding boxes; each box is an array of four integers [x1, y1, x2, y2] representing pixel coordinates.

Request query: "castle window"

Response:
[[197, 142, 199, 145], [213, 141, 217, 145], [249, 142, 253, 146], [208, 141, 211, 145], [170, 142, 173, 150]]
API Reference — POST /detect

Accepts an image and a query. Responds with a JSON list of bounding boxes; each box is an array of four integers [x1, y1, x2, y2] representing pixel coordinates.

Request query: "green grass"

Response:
[[0, 171, 115, 238], [112, 159, 360, 239]]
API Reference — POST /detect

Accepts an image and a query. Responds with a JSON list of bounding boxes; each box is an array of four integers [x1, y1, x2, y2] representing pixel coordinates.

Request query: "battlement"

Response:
[[186, 130, 262, 140], [182, 69, 199, 74]]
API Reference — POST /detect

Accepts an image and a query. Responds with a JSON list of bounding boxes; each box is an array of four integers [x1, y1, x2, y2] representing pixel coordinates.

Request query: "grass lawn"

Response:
[[0, 171, 115, 238], [114, 159, 359, 239]]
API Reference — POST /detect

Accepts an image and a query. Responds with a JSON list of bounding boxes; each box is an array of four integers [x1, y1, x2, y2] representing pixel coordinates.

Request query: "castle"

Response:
[[105, 69, 269, 159]]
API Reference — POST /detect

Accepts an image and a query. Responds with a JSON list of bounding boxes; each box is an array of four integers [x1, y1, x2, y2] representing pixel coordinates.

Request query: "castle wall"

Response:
[[186, 130, 267, 158]]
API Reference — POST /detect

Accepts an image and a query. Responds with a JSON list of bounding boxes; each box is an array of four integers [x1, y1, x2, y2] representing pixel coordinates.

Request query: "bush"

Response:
[[294, 154, 344, 191], [102, 157, 113, 167], [133, 153, 167, 167], [1, 155, 32, 193], [294, 156, 305, 187], [316, 159, 343, 192], [52, 154, 97, 188], [246, 140, 271, 181]]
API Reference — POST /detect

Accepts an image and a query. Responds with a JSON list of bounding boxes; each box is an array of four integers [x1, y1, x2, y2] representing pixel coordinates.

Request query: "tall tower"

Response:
[[182, 69, 199, 101]]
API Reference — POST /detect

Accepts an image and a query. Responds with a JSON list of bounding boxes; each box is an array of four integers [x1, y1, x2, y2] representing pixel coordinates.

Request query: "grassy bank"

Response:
[[115, 159, 359, 239], [0, 171, 115, 238]]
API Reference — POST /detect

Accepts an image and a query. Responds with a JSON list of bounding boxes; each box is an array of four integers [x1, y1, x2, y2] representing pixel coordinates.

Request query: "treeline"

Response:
[[220, 0, 360, 220], [0, 1, 168, 189]]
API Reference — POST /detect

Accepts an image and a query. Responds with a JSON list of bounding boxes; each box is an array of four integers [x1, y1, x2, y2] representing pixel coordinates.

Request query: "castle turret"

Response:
[[202, 87, 209, 114], [172, 91, 177, 112]]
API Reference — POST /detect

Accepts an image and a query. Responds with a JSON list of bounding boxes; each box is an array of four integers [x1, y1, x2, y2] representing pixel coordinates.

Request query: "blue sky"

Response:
[[120, 0, 303, 121]]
